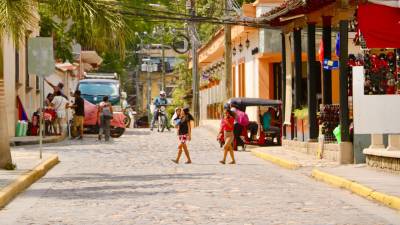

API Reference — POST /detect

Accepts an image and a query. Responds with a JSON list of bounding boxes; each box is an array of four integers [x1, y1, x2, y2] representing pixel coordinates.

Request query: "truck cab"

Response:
[[77, 73, 121, 107]]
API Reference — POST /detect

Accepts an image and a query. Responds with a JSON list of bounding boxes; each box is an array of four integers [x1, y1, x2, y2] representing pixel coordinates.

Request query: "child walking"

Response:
[[220, 108, 236, 164], [172, 109, 192, 164]]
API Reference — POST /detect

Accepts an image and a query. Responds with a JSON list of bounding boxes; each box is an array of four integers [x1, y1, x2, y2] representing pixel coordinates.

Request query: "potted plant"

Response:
[[293, 107, 308, 142]]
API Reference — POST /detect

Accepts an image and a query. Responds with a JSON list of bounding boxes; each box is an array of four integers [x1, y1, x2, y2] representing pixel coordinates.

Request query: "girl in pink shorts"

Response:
[[172, 109, 192, 164]]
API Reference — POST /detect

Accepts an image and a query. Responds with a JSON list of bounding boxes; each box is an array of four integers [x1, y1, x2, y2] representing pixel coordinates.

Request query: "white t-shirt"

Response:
[[52, 96, 68, 119]]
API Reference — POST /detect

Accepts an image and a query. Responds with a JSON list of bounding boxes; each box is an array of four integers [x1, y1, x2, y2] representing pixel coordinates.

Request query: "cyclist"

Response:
[[150, 91, 168, 131]]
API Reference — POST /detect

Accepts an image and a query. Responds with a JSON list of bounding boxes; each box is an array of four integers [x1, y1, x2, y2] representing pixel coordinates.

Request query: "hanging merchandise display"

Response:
[[319, 104, 340, 142], [346, 50, 399, 95]]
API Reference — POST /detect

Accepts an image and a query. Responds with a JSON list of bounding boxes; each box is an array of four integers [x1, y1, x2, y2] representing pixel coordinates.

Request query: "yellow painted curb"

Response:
[[251, 149, 301, 170], [0, 155, 59, 208], [312, 169, 400, 211]]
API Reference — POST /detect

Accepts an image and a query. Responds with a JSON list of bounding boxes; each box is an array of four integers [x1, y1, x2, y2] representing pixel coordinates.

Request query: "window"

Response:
[[15, 50, 19, 83], [36, 76, 39, 91], [25, 35, 30, 88]]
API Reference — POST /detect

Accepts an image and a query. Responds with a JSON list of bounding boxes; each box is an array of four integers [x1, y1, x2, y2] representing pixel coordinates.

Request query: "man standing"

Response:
[[69, 90, 85, 140], [45, 78, 68, 100], [150, 91, 168, 131]]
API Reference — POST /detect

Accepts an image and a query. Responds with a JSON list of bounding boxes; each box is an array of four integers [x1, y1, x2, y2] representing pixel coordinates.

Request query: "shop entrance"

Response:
[[272, 63, 282, 100]]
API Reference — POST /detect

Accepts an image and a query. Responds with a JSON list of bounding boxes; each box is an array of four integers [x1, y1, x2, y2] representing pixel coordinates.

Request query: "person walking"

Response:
[[231, 104, 249, 151], [172, 109, 192, 164], [219, 108, 236, 164], [98, 96, 113, 141], [68, 90, 85, 140], [51, 91, 68, 135]]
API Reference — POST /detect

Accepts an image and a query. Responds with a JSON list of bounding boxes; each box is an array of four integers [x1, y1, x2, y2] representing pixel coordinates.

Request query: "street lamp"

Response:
[[245, 32, 250, 49], [239, 37, 243, 53]]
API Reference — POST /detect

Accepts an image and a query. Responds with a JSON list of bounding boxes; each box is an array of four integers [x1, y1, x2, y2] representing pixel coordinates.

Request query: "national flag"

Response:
[[335, 33, 340, 57], [358, 1, 400, 48], [17, 96, 29, 121]]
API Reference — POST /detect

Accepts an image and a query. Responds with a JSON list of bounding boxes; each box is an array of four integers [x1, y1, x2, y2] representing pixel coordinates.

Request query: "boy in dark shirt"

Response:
[[68, 90, 85, 139]]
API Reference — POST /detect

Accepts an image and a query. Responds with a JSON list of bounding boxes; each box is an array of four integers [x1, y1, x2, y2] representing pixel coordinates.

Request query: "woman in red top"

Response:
[[220, 109, 236, 164]]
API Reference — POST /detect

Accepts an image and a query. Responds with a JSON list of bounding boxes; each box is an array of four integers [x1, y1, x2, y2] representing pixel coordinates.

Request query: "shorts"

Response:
[[178, 134, 188, 144], [73, 115, 84, 131]]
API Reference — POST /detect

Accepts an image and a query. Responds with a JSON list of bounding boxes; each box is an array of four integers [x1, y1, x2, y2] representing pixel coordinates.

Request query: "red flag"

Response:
[[318, 40, 324, 62], [358, 2, 400, 48]]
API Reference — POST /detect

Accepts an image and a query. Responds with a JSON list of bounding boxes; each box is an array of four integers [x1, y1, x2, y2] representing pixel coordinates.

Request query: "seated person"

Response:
[[247, 121, 258, 141], [262, 107, 281, 136]]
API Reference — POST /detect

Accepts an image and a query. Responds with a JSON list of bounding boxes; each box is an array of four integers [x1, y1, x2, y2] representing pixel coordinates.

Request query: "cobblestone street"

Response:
[[0, 127, 398, 225]]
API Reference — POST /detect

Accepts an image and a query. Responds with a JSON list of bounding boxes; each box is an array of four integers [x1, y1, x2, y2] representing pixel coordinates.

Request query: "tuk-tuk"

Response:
[[219, 98, 282, 150]]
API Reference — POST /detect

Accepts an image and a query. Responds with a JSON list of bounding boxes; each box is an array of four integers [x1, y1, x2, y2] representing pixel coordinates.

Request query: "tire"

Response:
[[123, 115, 131, 128], [110, 127, 125, 138], [161, 116, 166, 132]]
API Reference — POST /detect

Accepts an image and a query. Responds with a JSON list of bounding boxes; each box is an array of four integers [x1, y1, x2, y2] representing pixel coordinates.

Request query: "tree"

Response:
[[0, 0, 129, 168], [0, 0, 37, 168]]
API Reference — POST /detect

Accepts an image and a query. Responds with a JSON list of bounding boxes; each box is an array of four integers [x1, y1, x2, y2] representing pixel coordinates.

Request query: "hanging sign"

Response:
[[323, 59, 339, 70], [172, 34, 190, 54]]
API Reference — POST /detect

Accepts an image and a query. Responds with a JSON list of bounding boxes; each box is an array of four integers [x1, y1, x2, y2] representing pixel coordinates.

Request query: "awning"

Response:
[[81, 51, 103, 65], [259, 0, 335, 27], [55, 62, 77, 72], [358, 1, 400, 48]]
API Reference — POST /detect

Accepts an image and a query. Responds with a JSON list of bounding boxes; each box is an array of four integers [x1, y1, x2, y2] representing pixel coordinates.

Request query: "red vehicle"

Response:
[[218, 98, 282, 150], [82, 100, 126, 138]]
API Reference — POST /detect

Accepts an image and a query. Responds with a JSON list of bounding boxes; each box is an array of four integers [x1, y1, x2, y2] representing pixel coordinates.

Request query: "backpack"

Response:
[[237, 110, 250, 126], [102, 103, 113, 120]]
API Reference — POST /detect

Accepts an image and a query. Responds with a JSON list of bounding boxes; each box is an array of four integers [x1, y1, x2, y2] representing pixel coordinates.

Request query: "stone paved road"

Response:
[[0, 128, 399, 225]]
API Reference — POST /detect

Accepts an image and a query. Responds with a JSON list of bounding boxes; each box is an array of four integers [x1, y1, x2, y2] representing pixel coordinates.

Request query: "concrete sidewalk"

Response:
[[0, 150, 59, 208], [250, 146, 400, 211], [250, 146, 338, 170], [313, 165, 400, 210], [10, 133, 66, 146]]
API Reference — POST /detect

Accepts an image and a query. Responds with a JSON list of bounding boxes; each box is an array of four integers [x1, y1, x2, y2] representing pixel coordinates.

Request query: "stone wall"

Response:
[[283, 140, 340, 162], [366, 155, 400, 173]]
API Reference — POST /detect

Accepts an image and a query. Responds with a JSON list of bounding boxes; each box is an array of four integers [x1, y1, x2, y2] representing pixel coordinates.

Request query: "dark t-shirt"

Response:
[[74, 97, 85, 116], [178, 117, 190, 135]]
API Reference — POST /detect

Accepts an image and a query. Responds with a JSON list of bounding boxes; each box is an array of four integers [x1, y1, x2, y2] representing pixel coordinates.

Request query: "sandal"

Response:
[[219, 160, 226, 164]]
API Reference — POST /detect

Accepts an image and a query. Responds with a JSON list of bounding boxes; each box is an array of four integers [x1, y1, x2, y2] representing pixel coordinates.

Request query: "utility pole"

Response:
[[147, 61, 152, 125], [188, 0, 199, 126], [135, 68, 141, 113], [161, 42, 166, 91], [161, 25, 166, 91], [224, 0, 232, 99]]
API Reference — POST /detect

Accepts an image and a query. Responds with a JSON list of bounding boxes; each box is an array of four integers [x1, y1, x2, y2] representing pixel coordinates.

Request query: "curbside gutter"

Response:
[[0, 155, 59, 209], [10, 133, 67, 147], [251, 149, 301, 170], [312, 169, 400, 211]]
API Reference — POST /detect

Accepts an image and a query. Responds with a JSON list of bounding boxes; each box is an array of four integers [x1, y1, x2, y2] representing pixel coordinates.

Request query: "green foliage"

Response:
[[0, 0, 37, 45], [97, 51, 134, 94], [4, 162, 16, 170], [170, 55, 192, 108]]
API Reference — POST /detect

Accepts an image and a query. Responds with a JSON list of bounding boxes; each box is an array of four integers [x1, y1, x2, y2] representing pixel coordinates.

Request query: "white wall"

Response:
[[353, 66, 400, 134]]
